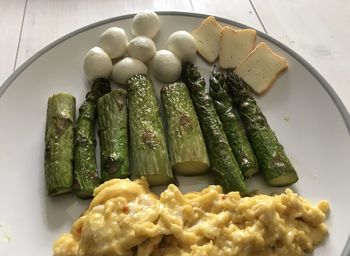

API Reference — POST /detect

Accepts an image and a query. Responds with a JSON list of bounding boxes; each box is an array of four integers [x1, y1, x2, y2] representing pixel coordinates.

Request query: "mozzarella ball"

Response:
[[127, 36, 156, 63], [152, 50, 181, 83], [112, 57, 148, 85], [99, 27, 128, 59], [167, 31, 197, 62], [132, 11, 160, 39], [83, 47, 113, 81]]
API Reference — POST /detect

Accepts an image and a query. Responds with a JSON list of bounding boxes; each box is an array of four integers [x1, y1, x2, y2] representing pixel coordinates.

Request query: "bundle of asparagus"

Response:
[[44, 62, 297, 198], [227, 71, 298, 186], [182, 62, 247, 195], [209, 67, 259, 178]]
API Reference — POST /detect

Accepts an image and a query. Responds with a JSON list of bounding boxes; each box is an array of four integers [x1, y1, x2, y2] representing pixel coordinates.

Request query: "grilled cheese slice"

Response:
[[219, 26, 256, 69], [192, 16, 222, 63], [235, 42, 288, 94]]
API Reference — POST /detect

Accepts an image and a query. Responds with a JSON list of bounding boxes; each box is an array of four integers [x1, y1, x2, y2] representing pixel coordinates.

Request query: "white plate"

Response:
[[0, 12, 349, 256]]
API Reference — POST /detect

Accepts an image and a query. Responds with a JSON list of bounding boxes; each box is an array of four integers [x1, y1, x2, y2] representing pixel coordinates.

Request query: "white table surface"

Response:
[[1, 0, 349, 114]]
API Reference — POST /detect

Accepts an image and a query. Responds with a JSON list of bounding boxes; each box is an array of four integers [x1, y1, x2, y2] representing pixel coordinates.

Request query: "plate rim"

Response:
[[0, 11, 349, 255]]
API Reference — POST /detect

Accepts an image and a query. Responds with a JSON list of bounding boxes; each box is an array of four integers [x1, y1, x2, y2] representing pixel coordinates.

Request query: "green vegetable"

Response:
[[45, 93, 76, 196], [127, 74, 174, 186], [161, 82, 210, 175], [227, 71, 298, 186], [74, 78, 111, 198], [97, 88, 129, 181], [182, 62, 247, 194], [209, 67, 258, 178]]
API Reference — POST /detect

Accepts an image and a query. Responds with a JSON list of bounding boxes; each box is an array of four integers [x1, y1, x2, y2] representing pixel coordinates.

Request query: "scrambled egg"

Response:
[[53, 178, 329, 256]]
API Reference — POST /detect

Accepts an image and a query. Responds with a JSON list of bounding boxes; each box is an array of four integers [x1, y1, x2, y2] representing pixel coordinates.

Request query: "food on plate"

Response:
[[98, 27, 128, 59], [48, 15, 293, 195], [46, 14, 332, 254], [219, 26, 256, 69], [131, 10, 160, 39], [111, 57, 147, 85], [161, 82, 210, 175], [127, 74, 174, 185], [191, 16, 222, 63], [182, 62, 247, 194], [235, 42, 288, 94], [53, 178, 329, 256], [209, 67, 259, 178], [227, 72, 298, 186], [167, 30, 197, 62], [151, 50, 182, 83], [45, 93, 76, 196], [74, 78, 111, 198], [83, 47, 113, 82], [97, 89, 129, 181], [127, 36, 157, 63]]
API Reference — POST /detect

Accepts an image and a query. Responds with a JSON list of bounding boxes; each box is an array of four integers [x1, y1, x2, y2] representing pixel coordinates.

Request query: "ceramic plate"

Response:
[[0, 12, 349, 256]]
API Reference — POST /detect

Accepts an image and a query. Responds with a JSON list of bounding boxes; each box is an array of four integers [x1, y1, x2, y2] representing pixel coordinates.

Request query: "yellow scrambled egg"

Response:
[[53, 178, 329, 256]]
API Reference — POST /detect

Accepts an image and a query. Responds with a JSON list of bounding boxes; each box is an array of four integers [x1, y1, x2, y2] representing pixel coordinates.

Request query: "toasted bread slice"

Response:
[[234, 42, 288, 94], [219, 26, 256, 69], [192, 16, 222, 63]]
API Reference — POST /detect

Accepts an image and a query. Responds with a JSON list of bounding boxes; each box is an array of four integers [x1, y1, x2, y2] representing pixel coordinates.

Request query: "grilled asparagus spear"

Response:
[[161, 82, 210, 175], [209, 67, 258, 178], [182, 62, 247, 194], [74, 78, 111, 198], [45, 93, 76, 196], [97, 88, 129, 181], [127, 74, 174, 186], [227, 71, 298, 186]]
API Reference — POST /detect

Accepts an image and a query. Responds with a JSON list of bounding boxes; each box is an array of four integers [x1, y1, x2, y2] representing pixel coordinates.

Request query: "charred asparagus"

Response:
[[161, 82, 210, 175], [74, 78, 110, 198], [182, 62, 247, 194], [45, 93, 76, 196], [209, 67, 258, 178], [97, 88, 129, 181], [227, 71, 298, 186], [127, 74, 174, 186]]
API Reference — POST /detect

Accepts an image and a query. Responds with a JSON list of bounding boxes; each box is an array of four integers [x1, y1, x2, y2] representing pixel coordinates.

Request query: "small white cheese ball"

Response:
[[152, 50, 181, 83], [167, 31, 197, 62], [99, 27, 128, 59], [132, 11, 160, 39], [112, 57, 148, 85], [127, 36, 157, 63], [83, 47, 113, 81]]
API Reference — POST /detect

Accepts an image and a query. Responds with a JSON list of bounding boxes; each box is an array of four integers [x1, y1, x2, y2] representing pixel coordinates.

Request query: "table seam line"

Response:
[[248, 0, 268, 34], [189, 0, 194, 10], [13, 0, 29, 71]]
